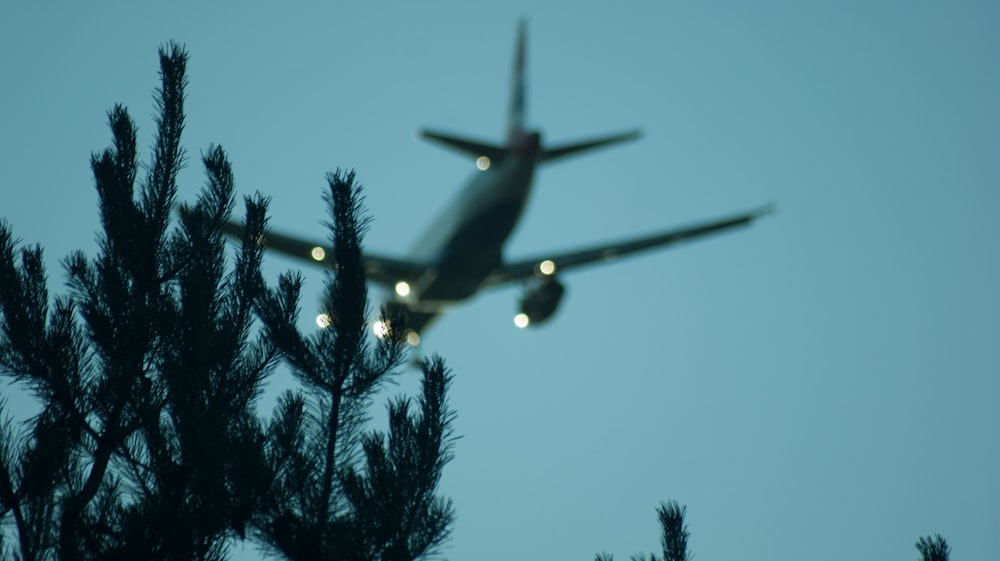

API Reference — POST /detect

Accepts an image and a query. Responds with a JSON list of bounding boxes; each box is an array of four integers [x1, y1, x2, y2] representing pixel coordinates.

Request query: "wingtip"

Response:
[[754, 203, 777, 219]]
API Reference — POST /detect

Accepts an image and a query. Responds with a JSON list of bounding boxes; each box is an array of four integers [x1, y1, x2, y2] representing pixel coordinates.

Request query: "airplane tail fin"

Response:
[[416, 21, 527, 163], [541, 129, 642, 164], [418, 22, 640, 167], [508, 19, 527, 137]]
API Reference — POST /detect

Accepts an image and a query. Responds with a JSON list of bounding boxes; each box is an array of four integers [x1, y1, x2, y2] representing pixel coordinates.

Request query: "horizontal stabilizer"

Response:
[[542, 129, 642, 164], [418, 129, 508, 162]]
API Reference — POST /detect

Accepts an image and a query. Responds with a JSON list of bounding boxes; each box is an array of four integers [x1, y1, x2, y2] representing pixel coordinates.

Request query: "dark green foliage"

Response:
[[653, 501, 690, 561], [622, 501, 690, 561], [603, 501, 954, 561], [1, 43, 456, 561], [0, 44, 276, 561], [595, 502, 691, 561], [253, 171, 456, 561], [917, 534, 950, 561]]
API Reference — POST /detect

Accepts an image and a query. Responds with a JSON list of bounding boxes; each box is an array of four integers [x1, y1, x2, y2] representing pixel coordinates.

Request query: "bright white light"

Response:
[[406, 331, 421, 347], [538, 259, 556, 276], [476, 156, 491, 171], [316, 313, 332, 328], [372, 321, 390, 338], [311, 247, 326, 261], [394, 281, 411, 297], [514, 313, 530, 329]]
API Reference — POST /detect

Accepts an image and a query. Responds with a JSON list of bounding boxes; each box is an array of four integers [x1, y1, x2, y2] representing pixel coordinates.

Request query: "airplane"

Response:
[[222, 22, 772, 346]]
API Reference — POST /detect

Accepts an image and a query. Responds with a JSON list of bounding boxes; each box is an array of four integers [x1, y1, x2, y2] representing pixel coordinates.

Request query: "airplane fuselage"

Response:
[[405, 132, 541, 308]]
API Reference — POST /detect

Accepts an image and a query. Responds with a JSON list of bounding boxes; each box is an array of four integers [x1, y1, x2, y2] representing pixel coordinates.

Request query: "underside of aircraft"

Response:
[[221, 21, 772, 344]]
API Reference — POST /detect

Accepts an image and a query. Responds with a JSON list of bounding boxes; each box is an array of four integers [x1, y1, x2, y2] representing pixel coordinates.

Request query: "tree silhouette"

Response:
[[917, 534, 950, 561], [596, 501, 690, 561], [251, 169, 456, 561], [0, 44, 275, 561], [652, 501, 691, 561], [0, 44, 455, 561], [600, 502, 953, 561]]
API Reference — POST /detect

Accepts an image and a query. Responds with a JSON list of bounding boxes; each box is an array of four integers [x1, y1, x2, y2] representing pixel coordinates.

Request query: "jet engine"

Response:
[[515, 277, 566, 327]]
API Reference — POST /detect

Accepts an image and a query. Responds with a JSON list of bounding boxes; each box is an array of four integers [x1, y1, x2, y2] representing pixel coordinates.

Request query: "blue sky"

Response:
[[2, 1, 998, 560]]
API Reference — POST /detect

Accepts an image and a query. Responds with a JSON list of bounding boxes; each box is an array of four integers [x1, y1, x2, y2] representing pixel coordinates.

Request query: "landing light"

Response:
[[514, 313, 530, 329], [538, 259, 556, 276], [406, 331, 421, 347], [316, 313, 332, 329], [394, 281, 411, 297], [311, 247, 326, 262], [476, 156, 491, 171]]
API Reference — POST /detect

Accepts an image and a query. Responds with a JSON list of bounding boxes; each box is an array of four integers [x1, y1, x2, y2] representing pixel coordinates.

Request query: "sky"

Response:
[[2, 1, 998, 560]]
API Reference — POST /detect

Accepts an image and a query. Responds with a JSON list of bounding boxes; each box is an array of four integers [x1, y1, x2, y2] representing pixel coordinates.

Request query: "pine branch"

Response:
[[916, 534, 950, 561], [656, 501, 690, 561]]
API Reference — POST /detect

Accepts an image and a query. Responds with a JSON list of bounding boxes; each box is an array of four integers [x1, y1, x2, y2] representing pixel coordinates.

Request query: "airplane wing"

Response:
[[483, 205, 774, 287], [219, 220, 428, 290]]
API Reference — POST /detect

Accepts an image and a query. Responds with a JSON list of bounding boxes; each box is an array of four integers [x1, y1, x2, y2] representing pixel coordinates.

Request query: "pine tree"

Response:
[[252, 170, 456, 561], [0, 44, 275, 561], [1, 43, 456, 561], [916, 534, 950, 561], [595, 501, 690, 561], [601, 502, 952, 561]]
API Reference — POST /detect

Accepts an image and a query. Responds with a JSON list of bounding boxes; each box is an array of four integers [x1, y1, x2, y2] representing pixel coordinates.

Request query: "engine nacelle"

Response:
[[517, 277, 566, 327]]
